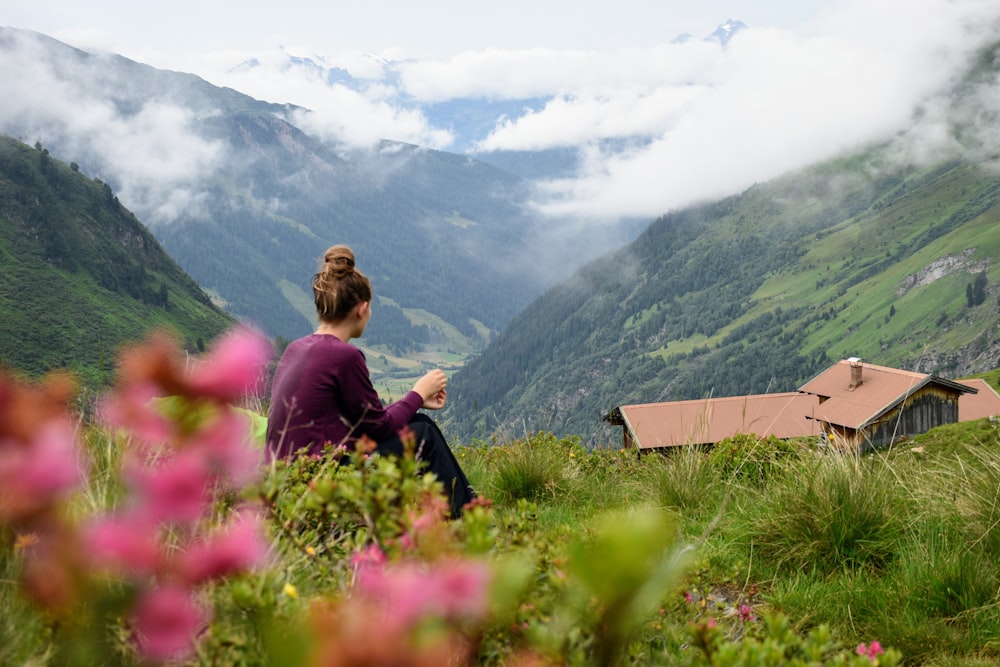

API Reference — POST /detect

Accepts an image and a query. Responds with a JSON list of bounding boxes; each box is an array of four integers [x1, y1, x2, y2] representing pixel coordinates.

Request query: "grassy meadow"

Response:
[[5, 387, 1000, 665]]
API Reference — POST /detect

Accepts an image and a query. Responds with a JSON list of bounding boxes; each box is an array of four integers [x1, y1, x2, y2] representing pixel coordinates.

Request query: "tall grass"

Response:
[[738, 451, 905, 575], [475, 433, 583, 505], [638, 446, 720, 515]]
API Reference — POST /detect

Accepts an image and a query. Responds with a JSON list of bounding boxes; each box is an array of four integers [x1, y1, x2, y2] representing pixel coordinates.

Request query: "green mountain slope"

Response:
[[445, 148, 1000, 443], [446, 41, 1000, 445], [0, 136, 233, 386]]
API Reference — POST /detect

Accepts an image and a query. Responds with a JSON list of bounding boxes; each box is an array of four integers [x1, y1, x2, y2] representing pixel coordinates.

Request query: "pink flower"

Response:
[[186, 409, 261, 488], [738, 604, 755, 623], [857, 641, 885, 659], [179, 511, 269, 585], [125, 452, 213, 523], [351, 543, 387, 570], [98, 381, 174, 447], [131, 585, 206, 662], [0, 419, 85, 520], [684, 591, 693, 603], [83, 513, 161, 575], [432, 560, 492, 619], [355, 559, 492, 631], [187, 327, 271, 402]]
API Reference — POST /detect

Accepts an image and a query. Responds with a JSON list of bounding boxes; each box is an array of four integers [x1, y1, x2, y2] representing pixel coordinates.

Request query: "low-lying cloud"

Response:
[[197, 0, 1000, 222], [0, 30, 223, 226], [3, 0, 998, 235]]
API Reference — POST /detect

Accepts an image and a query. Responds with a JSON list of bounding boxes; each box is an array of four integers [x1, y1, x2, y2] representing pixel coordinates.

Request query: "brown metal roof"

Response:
[[958, 379, 1000, 421], [798, 359, 976, 430], [617, 392, 822, 449]]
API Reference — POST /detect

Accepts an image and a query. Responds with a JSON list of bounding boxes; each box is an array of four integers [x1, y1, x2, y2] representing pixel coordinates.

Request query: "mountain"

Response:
[[225, 20, 747, 159], [0, 135, 233, 386], [445, 151, 1000, 444], [0, 27, 561, 367], [705, 20, 748, 46], [443, 42, 1000, 444]]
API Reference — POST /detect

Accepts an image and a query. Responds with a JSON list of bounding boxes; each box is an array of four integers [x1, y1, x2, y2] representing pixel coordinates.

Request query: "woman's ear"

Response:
[[356, 301, 370, 319]]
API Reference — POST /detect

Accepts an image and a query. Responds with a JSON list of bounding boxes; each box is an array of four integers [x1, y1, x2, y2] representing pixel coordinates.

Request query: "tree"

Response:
[[973, 272, 987, 306], [967, 272, 988, 307]]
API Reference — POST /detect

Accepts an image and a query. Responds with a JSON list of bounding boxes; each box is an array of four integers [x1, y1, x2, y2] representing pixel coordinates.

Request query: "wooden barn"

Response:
[[799, 358, 978, 451], [602, 392, 822, 451], [604, 357, 988, 453]]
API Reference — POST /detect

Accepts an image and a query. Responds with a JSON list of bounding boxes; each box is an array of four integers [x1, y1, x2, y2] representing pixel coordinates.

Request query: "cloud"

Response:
[[509, 0, 1000, 219], [0, 30, 223, 225], [5, 0, 998, 235], [166, 0, 997, 225], [396, 42, 722, 102], [192, 49, 454, 151], [471, 85, 706, 151]]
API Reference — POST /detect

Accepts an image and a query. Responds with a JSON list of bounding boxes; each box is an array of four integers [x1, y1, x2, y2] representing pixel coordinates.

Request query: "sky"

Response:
[[2, 0, 1000, 223], [4, 1, 828, 61]]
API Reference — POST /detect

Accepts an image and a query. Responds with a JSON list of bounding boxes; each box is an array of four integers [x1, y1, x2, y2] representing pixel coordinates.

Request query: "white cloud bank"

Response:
[[184, 0, 1000, 222], [0, 32, 222, 225], [499, 0, 1000, 219], [3, 0, 998, 229]]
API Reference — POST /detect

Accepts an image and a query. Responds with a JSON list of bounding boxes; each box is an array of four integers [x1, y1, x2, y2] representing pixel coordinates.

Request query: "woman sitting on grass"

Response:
[[266, 244, 476, 518]]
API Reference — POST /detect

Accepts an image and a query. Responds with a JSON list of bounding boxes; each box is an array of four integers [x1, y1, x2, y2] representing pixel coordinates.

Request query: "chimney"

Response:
[[847, 357, 863, 390]]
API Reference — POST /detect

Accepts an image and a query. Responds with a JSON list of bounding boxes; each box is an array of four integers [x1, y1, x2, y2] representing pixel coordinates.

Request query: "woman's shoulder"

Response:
[[291, 334, 363, 361]]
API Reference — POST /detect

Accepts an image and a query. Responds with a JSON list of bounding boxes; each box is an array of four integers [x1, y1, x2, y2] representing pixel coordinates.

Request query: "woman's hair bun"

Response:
[[313, 244, 371, 322], [323, 245, 355, 273]]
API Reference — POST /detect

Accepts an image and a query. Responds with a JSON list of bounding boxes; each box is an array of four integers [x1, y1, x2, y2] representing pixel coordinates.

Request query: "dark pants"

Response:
[[376, 413, 476, 518]]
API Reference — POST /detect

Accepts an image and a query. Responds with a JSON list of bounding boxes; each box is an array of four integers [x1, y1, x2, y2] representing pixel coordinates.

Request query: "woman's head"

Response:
[[313, 245, 372, 323]]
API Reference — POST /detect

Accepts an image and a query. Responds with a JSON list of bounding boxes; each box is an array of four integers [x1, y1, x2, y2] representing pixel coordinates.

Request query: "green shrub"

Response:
[[743, 452, 904, 574], [481, 432, 581, 504], [706, 433, 801, 487], [643, 446, 720, 514]]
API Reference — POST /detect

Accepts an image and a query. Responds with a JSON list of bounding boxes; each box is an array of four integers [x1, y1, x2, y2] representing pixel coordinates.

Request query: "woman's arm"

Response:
[[338, 346, 423, 442]]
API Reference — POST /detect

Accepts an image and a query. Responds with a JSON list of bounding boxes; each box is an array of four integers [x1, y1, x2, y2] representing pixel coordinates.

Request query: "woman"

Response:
[[266, 245, 476, 518]]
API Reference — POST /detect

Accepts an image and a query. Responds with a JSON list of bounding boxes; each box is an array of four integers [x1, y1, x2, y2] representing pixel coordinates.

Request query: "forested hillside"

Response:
[[0, 136, 233, 385], [445, 150, 1000, 444], [444, 41, 1000, 444]]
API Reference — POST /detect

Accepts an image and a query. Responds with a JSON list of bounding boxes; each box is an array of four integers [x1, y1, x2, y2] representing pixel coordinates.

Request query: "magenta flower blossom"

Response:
[[187, 326, 272, 402], [432, 560, 493, 619], [179, 510, 269, 585], [131, 585, 207, 662], [124, 451, 213, 523], [355, 558, 492, 631], [98, 381, 174, 447], [83, 512, 161, 575], [856, 641, 885, 659], [738, 604, 755, 623], [186, 408, 262, 487], [351, 543, 387, 570], [0, 418, 85, 521]]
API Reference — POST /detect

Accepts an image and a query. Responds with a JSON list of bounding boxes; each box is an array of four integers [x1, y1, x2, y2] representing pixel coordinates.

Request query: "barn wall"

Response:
[[865, 388, 960, 449]]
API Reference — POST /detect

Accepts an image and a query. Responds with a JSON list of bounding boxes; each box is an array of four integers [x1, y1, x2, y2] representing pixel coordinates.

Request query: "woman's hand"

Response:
[[413, 369, 447, 408], [422, 388, 447, 410]]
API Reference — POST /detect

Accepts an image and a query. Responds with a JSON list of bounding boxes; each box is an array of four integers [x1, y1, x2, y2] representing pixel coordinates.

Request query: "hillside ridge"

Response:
[[0, 135, 233, 385], [443, 148, 1000, 444]]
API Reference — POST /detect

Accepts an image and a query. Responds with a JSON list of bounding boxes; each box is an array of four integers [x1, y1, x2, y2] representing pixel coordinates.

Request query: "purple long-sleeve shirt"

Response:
[[266, 334, 423, 458]]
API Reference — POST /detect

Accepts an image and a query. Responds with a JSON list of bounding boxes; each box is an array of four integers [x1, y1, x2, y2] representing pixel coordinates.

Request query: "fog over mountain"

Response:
[[158, 0, 1000, 224], [0, 28, 569, 351], [3, 2, 997, 249]]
